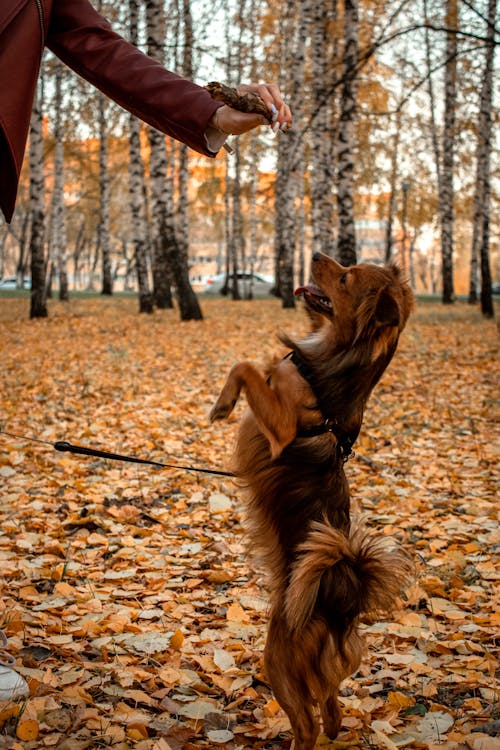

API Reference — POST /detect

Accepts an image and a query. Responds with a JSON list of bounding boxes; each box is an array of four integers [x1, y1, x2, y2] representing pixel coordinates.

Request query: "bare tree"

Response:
[[274, 0, 308, 306], [173, 0, 203, 319], [469, 0, 496, 318], [310, 0, 336, 257], [29, 76, 48, 319], [98, 92, 113, 295], [128, 0, 153, 313], [146, 0, 174, 309], [440, 0, 458, 304], [336, 0, 359, 266], [50, 60, 69, 301]]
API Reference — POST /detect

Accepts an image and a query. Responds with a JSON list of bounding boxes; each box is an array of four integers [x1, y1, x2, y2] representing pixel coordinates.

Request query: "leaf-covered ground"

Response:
[[0, 296, 498, 750]]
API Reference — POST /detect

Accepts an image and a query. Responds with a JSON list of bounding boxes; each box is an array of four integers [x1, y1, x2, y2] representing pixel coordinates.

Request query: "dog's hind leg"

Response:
[[270, 679, 318, 750], [320, 693, 342, 739], [264, 616, 320, 750]]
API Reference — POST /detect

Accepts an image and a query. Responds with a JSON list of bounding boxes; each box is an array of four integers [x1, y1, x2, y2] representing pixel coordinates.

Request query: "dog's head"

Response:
[[295, 252, 413, 359]]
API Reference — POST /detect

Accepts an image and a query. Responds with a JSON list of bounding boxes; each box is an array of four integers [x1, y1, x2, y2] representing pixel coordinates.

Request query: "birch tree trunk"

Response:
[[247, 0, 259, 300], [227, 0, 248, 301], [173, 0, 203, 319], [146, 0, 173, 309], [440, 0, 457, 304], [15, 210, 30, 288], [231, 141, 244, 300], [385, 108, 402, 263], [310, 0, 336, 257], [424, 0, 442, 194], [29, 76, 48, 319], [278, 0, 308, 306], [222, 153, 234, 297], [474, 0, 496, 318], [336, 0, 358, 266], [98, 93, 113, 295], [475, 0, 496, 318], [146, 0, 201, 319], [51, 61, 69, 301], [128, 0, 153, 313]]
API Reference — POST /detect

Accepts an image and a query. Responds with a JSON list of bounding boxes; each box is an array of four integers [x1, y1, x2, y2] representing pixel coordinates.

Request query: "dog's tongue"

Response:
[[294, 284, 324, 298]]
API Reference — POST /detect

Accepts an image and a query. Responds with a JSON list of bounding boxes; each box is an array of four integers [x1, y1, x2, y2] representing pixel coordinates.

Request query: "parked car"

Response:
[[204, 271, 274, 295], [0, 276, 30, 289]]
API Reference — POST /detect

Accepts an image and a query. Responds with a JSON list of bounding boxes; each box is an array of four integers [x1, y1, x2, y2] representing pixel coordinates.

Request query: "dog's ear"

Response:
[[375, 288, 400, 328]]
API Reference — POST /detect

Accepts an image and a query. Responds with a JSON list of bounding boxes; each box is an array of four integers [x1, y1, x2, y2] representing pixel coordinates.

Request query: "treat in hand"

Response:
[[205, 82, 273, 124]]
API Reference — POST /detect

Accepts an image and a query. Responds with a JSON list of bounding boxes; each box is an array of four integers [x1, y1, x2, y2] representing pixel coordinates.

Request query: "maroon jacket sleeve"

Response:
[[46, 0, 222, 156]]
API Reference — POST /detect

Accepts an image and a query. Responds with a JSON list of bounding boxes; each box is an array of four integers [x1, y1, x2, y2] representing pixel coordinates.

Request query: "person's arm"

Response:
[[47, 0, 223, 156]]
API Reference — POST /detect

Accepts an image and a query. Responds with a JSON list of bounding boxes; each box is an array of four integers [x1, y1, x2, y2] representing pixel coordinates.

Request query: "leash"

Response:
[[0, 429, 235, 478]]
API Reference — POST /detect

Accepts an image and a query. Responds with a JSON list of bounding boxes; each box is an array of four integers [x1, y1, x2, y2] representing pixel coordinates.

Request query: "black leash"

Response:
[[0, 430, 234, 478]]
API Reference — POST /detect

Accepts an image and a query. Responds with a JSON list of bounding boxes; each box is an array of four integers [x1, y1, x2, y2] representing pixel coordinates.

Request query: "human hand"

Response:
[[208, 83, 292, 136]]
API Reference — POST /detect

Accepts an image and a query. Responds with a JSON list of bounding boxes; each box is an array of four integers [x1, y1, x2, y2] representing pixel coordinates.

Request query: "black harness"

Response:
[[285, 351, 355, 461]]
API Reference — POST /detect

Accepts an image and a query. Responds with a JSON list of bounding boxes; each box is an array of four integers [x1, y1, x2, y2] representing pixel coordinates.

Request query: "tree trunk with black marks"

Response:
[[128, 0, 153, 313], [274, 0, 308, 307], [471, 0, 495, 318], [440, 0, 457, 304], [310, 0, 336, 257], [98, 93, 113, 295], [174, 0, 203, 319], [336, 0, 358, 266], [51, 61, 69, 301], [385, 108, 402, 264], [146, 0, 173, 309], [29, 76, 47, 319]]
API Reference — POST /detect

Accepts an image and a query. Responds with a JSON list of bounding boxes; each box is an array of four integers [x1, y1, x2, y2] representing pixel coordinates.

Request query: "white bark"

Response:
[[336, 0, 359, 266], [29, 76, 47, 318], [50, 61, 68, 301]]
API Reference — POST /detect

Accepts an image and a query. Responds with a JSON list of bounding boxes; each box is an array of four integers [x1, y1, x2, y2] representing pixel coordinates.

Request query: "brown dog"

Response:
[[210, 252, 414, 750]]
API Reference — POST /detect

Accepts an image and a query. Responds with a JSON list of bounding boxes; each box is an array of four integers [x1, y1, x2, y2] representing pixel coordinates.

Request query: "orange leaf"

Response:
[[16, 719, 39, 741]]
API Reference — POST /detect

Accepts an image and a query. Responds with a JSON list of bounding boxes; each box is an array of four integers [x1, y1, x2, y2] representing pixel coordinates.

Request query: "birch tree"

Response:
[[469, 0, 496, 318], [50, 60, 69, 301], [440, 0, 458, 304], [145, 0, 201, 319], [14, 210, 30, 289], [173, 0, 203, 319], [336, 0, 359, 266], [29, 77, 47, 319], [146, 0, 174, 309], [98, 92, 113, 295], [227, 0, 248, 301], [310, 0, 336, 257], [274, 0, 308, 306], [128, 0, 153, 313], [384, 116, 400, 263]]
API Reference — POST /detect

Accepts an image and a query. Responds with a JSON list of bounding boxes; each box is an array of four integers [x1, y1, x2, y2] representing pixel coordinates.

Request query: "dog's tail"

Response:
[[285, 518, 411, 649]]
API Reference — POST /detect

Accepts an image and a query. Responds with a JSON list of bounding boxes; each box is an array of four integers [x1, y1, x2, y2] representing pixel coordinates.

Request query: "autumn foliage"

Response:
[[0, 296, 498, 749]]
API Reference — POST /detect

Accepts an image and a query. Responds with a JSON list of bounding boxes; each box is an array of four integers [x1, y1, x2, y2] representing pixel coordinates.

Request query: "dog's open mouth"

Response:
[[294, 285, 333, 316]]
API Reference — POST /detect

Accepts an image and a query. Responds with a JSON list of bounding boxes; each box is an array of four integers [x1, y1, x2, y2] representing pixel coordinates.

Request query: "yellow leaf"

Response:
[[0, 704, 22, 726], [387, 691, 415, 710], [54, 582, 77, 598], [169, 629, 184, 650], [263, 698, 280, 717], [126, 724, 149, 740], [226, 603, 249, 622], [16, 719, 39, 741]]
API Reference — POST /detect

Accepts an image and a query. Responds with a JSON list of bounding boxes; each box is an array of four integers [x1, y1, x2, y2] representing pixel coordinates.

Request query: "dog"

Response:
[[209, 252, 414, 750]]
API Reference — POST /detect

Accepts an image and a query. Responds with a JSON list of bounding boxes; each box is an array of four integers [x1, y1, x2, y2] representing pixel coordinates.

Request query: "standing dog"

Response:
[[210, 252, 414, 750]]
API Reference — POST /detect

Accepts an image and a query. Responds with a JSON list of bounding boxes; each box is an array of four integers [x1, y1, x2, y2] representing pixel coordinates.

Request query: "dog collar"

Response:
[[285, 351, 354, 460]]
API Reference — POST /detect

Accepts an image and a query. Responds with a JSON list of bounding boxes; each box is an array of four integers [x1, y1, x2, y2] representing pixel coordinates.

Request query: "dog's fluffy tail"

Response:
[[285, 518, 411, 643]]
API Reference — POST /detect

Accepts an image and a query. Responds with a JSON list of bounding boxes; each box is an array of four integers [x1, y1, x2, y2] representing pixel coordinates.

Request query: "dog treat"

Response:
[[204, 82, 273, 123]]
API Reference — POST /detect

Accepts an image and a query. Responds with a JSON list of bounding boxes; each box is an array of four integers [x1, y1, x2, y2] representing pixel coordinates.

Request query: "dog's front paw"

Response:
[[209, 398, 237, 421]]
